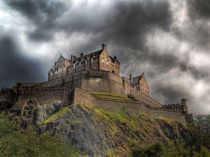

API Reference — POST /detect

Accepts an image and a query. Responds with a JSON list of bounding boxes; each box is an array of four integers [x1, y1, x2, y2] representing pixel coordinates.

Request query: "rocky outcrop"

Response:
[[36, 104, 188, 157]]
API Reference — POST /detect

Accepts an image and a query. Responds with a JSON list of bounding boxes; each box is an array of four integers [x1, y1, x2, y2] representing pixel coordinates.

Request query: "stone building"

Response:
[[0, 44, 193, 123], [48, 44, 120, 81]]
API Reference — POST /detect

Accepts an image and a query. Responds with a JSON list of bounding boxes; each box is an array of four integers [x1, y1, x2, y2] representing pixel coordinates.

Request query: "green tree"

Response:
[[131, 142, 165, 157], [0, 113, 84, 157]]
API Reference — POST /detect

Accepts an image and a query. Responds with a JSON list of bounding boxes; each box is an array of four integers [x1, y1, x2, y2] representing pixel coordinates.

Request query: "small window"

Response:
[[73, 64, 76, 69], [91, 58, 93, 63], [112, 70, 115, 73]]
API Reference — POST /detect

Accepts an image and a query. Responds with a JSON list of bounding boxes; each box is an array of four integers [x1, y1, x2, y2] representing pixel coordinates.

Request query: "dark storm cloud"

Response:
[[188, 0, 210, 19], [57, 0, 172, 51], [4, 0, 171, 48], [2, 0, 210, 113], [172, 0, 210, 50], [4, 0, 67, 41], [0, 36, 46, 89], [152, 81, 191, 104]]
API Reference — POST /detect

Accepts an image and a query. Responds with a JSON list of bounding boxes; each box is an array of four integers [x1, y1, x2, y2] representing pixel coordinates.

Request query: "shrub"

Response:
[[131, 142, 165, 157]]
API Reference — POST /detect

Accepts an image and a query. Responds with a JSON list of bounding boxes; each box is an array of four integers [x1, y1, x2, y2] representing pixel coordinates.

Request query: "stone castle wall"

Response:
[[14, 87, 72, 106], [73, 88, 187, 123], [35, 70, 163, 108]]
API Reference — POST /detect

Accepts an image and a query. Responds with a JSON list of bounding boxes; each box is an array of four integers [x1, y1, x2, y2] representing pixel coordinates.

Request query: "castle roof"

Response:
[[132, 74, 144, 85], [110, 56, 120, 64], [78, 49, 103, 61]]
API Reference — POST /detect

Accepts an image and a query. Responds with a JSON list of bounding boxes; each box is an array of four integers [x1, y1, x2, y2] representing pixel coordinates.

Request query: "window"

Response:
[[102, 59, 105, 62], [79, 62, 81, 67], [85, 60, 88, 65], [91, 58, 93, 63], [73, 64, 76, 69]]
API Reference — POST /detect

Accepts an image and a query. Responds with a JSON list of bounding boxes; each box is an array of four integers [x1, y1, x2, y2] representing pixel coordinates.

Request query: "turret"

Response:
[[181, 98, 188, 113]]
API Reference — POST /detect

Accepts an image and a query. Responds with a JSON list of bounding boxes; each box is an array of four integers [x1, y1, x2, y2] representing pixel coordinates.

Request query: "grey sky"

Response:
[[0, 0, 210, 114]]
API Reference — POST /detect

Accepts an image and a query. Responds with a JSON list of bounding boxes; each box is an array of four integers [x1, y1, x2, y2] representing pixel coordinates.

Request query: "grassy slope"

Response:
[[85, 106, 183, 156], [40, 104, 186, 157], [92, 92, 133, 101]]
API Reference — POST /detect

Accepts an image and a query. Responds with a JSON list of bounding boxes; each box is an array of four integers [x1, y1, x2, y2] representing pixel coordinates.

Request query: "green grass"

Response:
[[92, 92, 133, 101], [39, 105, 70, 126]]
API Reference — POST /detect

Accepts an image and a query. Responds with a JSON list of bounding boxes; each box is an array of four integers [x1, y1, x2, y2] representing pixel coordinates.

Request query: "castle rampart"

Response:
[[73, 88, 187, 123]]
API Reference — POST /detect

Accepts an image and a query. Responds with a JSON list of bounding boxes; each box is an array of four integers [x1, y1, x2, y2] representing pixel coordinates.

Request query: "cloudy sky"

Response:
[[0, 0, 210, 114]]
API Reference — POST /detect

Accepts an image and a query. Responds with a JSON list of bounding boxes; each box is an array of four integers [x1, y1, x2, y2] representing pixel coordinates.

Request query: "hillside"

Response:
[[31, 103, 188, 157]]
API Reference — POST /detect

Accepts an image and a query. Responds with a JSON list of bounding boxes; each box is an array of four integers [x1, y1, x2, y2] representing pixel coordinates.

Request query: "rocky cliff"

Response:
[[0, 90, 189, 157], [26, 103, 188, 157]]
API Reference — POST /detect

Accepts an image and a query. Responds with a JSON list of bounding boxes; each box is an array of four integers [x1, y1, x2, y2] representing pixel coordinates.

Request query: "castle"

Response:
[[0, 44, 192, 123]]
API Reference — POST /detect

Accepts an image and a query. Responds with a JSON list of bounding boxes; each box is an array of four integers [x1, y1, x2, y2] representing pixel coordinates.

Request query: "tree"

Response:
[[131, 142, 165, 157], [0, 113, 84, 157]]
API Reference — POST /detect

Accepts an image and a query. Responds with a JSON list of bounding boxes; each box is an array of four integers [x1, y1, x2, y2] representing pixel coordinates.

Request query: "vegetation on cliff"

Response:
[[92, 92, 133, 101], [1, 103, 209, 157], [0, 113, 85, 157], [38, 104, 208, 157]]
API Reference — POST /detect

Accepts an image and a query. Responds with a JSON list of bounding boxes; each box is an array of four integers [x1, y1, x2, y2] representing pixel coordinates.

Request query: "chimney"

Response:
[[114, 56, 117, 60], [102, 43, 107, 50], [181, 98, 187, 105]]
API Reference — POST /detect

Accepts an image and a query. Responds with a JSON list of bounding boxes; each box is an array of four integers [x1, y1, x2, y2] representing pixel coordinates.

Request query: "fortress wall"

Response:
[[122, 77, 131, 95], [73, 88, 95, 105], [129, 90, 162, 107], [108, 73, 126, 96], [16, 87, 71, 105], [147, 109, 186, 123], [73, 88, 187, 123], [81, 71, 111, 93]]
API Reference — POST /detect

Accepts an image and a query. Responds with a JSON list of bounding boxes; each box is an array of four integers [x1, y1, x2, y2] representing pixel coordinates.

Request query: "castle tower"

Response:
[[181, 98, 188, 113]]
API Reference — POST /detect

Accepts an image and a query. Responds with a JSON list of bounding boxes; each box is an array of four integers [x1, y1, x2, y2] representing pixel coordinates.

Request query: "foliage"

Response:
[[129, 114, 210, 157], [39, 105, 70, 125], [131, 142, 165, 157], [183, 114, 210, 154], [0, 112, 84, 157], [130, 142, 210, 157], [194, 115, 210, 149]]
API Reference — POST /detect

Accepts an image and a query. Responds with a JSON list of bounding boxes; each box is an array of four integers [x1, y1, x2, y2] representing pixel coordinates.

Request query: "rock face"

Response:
[[36, 104, 188, 157]]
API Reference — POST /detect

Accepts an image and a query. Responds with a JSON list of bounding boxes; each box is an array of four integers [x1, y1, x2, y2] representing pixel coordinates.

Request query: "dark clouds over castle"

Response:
[[0, 0, 210, 114]]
